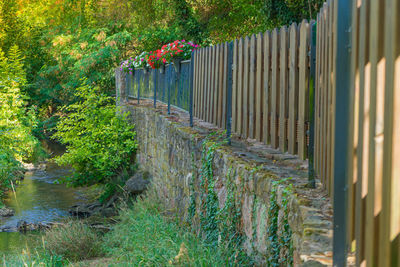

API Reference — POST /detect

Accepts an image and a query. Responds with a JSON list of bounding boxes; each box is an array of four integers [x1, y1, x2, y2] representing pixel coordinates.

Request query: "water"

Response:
[[0, 157, 87, 253]]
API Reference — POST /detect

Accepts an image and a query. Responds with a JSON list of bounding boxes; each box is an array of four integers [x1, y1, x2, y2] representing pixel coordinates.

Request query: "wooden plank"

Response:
[[209, 45, 215, 124], [243, 36, 250, 138], [232, 40, 238, 132], [263, 31, 271, 144], [218, 43, 225, 127], [213, 45, 219, 125], [348, 0, 360, 246], [364, 0, 384, 265], [222, 42, 228, 128], [288, 23, 299, 155], [271, 28, 280, 148], [355, 0, 369, 263], [327, 0, 334, 197], [199, 49, 205, 119], [207, 47, 213, 122], [279, 26, 288, 152], [249, 34, 256, 139], [255, 32, 263, 141], [391, 11, 400, 265], [379, 0, 400, 265], [298, 21, 309, 160], [237, 38, 244, 135], [321, 3, 328, 188], [195, 50, 201, 117], [316, 13, 321, 177]]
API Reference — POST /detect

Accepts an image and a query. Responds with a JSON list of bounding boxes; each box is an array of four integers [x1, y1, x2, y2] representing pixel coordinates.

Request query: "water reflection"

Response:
[[0, 160, 86, 253]]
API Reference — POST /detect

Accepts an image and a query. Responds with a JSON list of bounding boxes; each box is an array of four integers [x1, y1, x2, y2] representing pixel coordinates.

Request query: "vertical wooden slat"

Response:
[[232, 40, 238, 132], [348, 0, 360, 247], [279, 26, 289, 152], [379, 0, 400, 265], [199, 48, 205, 120], [249, 34, 256, 139], [237, 38, 244, 135], [316, 13, 321, 177], [210, 46, 216, 124], [288, 23, 299, 155], [243, 36, 250, 138], [298, 21, 310, 160], [263, 31, 271, 144], [222, 42, 228, 128], [218, 44, 225, 127], [207, 47, 213, 122], [321, 3, 328, 188], [327, 0, 334, 197], [195, 50, 200, 117], [271, 29, 280, 148], [364, 0, 385, 265], [355, 0, 370, 263], [255, 33, 263, 141]]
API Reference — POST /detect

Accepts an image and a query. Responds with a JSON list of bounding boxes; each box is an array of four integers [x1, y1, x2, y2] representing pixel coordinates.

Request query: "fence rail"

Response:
[[117, 0, 400, 264]]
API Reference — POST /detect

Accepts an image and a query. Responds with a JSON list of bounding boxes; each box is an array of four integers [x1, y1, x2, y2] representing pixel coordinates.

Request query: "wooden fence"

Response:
[[345, 0, 400, 265], [119, 0, 400, 263], [193, 21, 312, 160]]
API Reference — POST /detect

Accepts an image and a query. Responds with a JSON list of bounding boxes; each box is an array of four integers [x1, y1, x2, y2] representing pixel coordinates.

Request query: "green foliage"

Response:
[[0, 45, 42, 199], [187, 132, 253, 266], [103, 192, 249, 266], [1, 252, 66, 267], [53, 82, 137, 187], [267, 179, 294, 266]]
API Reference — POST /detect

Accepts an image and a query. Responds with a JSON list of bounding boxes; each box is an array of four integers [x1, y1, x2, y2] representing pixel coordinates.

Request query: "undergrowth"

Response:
[[187, 132, 253, 266]]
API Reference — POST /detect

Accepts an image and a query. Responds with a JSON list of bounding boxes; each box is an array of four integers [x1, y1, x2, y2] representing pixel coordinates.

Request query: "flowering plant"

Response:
[[147, 49, 165, 69], [120, 57, 135, 74], [134, 51, 151, 69], [161, 40, 199, 62]]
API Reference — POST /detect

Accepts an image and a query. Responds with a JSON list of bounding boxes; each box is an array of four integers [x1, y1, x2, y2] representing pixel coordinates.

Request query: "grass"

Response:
[[2, 188, 251, 266]]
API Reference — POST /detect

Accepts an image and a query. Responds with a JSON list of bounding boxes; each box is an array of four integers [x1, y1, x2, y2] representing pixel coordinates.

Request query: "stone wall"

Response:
[[118, 97, 333, 266]]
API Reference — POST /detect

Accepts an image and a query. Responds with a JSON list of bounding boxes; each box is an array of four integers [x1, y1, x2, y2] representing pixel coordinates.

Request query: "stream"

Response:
[[0, 145, 88, 254]]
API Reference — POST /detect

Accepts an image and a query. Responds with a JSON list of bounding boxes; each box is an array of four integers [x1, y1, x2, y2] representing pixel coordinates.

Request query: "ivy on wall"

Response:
[[267, 179, 294, 266], [187, 132, 294, 266]]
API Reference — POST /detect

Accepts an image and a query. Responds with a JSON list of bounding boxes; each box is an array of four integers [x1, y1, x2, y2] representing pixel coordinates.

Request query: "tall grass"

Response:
[[2, 188, 251, 266], [102, 192, 251, 266]]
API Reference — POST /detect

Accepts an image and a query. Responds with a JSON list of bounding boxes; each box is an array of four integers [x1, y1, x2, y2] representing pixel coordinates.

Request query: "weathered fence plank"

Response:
[[249, 34, 256, 139], [232, 40, 238, 132], [243, 36, 250, 137], [255, 32, 263, 141], [271, 29, 280, 148], [288, 23, 299, 155], [263, 31, 271, 144]]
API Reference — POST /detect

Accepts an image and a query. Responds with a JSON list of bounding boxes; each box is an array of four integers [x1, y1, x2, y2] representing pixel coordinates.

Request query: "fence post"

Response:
[[153, 69, 157, 108], [333, 0, 352, 266], [137, 71, 141, 104], [189, 51, 195, 127], [226, 41, 234, 144], [125, 72, 130, 102], [168, 67, 171, 114], [308, 22, 317, 188]]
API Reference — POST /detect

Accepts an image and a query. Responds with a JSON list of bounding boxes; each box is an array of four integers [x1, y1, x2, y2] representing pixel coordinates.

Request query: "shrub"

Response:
[[53, 82, 137, 188], [42, 221, 103, 262], [0, 45, 42, 200]]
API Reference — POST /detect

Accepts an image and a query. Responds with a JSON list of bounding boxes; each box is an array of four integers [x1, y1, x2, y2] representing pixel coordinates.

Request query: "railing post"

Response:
[[168, 67, 171, 114], [153, 69, 157, 108], [137, 71, 141, 104], [226, 41, 234, 145], [308, 21, 317, 188], [333, 0, 352, 266], [125, 72, 130, 102], [189, 52, 195, 127]]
